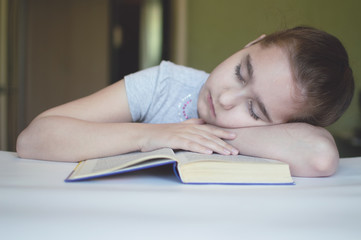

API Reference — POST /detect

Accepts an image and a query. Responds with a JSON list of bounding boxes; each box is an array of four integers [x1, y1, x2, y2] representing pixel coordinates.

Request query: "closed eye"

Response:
[[248, 100, 260, 120], [235, 64, 245, 84]]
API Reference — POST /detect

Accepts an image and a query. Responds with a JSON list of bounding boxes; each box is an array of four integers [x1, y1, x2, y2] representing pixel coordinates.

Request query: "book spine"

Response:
[[172, 163, 184, 183]]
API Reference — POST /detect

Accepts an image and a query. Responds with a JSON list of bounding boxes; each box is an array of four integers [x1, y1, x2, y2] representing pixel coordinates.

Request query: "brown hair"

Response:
[[259, 26, 354, 127]]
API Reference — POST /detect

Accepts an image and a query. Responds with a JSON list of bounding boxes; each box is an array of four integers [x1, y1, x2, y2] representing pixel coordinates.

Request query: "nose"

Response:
[[218, 88, 243, 110]]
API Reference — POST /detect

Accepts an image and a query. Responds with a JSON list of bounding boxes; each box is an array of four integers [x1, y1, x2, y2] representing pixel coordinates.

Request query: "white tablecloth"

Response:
[[1, 151, 361, 240]]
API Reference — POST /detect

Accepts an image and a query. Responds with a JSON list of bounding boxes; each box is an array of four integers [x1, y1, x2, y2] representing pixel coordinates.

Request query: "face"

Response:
[[197, 43, 302, 128]]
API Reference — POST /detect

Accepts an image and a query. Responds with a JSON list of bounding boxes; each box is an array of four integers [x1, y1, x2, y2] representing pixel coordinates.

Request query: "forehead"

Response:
[[249, 44, 302, 122]]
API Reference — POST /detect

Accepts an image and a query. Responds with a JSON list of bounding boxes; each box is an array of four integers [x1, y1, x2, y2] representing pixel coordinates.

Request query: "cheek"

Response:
[[216, 110, 249, 128], [216, 110, 270, 128], [206, 76, 221, 89]]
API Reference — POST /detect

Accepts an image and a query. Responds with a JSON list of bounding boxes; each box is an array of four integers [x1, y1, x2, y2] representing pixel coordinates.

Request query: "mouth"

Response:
[[207, 93, 216, 118]]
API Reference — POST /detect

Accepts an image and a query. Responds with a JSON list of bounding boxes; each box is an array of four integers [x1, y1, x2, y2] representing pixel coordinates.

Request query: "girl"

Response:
[[16, 26, 354, 177]]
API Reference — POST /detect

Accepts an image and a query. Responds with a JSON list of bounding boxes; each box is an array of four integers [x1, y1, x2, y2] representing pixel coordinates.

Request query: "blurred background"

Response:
[[1, 0, 360, 157]]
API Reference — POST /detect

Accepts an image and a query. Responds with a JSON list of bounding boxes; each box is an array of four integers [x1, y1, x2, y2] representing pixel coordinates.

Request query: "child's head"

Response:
[[197, 26, 354, 128], [258, 26, 354, 127]]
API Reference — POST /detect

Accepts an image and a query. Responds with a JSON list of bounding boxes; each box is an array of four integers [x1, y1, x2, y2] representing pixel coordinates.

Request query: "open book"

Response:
[[65, 148, 294, 185]]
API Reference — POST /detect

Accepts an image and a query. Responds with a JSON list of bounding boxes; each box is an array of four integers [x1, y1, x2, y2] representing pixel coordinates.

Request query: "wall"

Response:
[[25, 0, 109, 123], [185, 0, 361, 137]]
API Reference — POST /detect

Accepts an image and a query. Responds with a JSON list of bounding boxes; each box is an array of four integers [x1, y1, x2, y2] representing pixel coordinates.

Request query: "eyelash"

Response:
[[248, 100, 260, 120], [235, 64, 246, 84], [236, 64, 259, 120]]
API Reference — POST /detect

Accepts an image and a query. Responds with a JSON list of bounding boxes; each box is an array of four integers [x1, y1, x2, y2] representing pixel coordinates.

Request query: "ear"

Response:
[[244, 34, 266, 48]]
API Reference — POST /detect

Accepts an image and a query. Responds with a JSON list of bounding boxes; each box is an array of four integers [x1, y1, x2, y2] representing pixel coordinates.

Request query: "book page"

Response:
[[174, 151, 292, 184], [175, 151, 283, 165], [71, 148, 176, 177]]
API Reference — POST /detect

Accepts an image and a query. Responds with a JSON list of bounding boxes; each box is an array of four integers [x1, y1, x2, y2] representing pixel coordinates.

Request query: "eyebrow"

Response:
[[245, 54, 273, 123]]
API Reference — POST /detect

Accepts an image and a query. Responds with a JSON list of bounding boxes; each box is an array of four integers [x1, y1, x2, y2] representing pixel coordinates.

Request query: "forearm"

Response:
[[227, 123, 339, 177], [16, 116, 146, 162], [17, 117, 238, 162]]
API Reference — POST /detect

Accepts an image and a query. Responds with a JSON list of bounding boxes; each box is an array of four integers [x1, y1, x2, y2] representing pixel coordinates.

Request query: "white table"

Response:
[[1, 151, 361, 240]]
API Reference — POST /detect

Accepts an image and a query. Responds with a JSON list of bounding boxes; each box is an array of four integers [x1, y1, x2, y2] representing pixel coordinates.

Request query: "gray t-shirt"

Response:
[[124, 61, 209, 124]]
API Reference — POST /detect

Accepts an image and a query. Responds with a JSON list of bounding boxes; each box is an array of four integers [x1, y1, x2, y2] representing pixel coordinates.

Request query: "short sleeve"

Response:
[[124, 61, 208, 124], [124, 65, 160, 122]]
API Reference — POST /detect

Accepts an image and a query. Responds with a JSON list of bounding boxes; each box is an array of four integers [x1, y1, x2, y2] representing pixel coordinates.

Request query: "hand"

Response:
[[139, 119, 239, 155]]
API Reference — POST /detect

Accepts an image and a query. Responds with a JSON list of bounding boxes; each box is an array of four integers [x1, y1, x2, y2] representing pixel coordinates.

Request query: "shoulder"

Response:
[[124, 61, 209, 91], [159, 61, 209, 87]]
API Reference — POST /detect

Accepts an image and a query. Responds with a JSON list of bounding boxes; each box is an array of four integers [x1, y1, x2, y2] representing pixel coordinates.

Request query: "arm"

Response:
[[16, 80, 237, 162], [226, 123, 339, 177]]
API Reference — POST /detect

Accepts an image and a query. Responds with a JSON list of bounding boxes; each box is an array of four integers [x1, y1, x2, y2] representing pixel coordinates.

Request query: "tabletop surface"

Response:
[[1, 151, 361, 240]]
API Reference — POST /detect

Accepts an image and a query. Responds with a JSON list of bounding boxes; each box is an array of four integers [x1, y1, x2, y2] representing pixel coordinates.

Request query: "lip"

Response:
[[207, 92, 216, 118]]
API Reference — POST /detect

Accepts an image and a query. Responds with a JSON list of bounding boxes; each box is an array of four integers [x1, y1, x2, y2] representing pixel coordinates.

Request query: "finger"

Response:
[[182, 125, 238, 154], [181, 134, 238, 155], [197, 135, 239, 155], [183, 142, 213, 155], [196, 125, 237, 140]]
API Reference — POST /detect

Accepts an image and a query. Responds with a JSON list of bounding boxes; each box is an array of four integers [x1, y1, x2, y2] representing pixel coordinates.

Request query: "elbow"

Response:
[[16, 127, 79, 162], [16, 119, 50, 160], [311, 151, 339, 177], [16, 127, 43, 160], [16, 117, 83, 162], [16, 116, 46, 159], [16, 129, 32, 159], [309, 132, 339, 177]]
